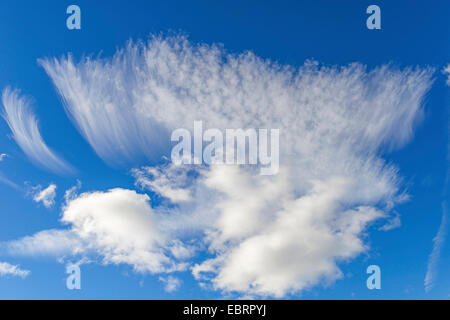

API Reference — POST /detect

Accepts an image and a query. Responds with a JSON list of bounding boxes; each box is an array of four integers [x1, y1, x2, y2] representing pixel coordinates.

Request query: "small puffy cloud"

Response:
[[159, 275, 182, 293], [32, 184, 57, 208], [0, 153, 7, 161], [0, 262, 30, 278], [1, 87, 74, 174]]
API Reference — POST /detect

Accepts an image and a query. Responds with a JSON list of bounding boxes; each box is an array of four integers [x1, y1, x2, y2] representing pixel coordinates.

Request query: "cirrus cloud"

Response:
[[1, 87, 74, 175], [3, 35, 435, 297]]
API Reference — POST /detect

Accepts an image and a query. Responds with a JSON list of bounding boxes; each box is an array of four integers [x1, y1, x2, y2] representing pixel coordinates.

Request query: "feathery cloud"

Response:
[[40, 36, 432, 167], [424, 63, 450, 292], [424, 203, 448, 292], [1, 87, 74, 174], [6, 35, 434, 297]]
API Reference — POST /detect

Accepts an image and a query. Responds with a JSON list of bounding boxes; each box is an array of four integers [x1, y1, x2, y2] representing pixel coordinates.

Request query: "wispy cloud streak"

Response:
[[424, 67, 450, 292], [0, 261, 30, 278], [424, 202, 448, 292], [0, 172, 21, 190], [1, 87, 74, 174]]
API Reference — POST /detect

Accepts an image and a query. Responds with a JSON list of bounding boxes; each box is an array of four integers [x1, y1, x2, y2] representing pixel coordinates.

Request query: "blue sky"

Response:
[[0, 0, 448, 299]]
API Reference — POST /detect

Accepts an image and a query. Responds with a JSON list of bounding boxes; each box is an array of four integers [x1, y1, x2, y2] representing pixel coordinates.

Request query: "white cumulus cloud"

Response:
[[192, 167, 383, 297], [5, 188, 190, 274], [4, 35, 435, 297]]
